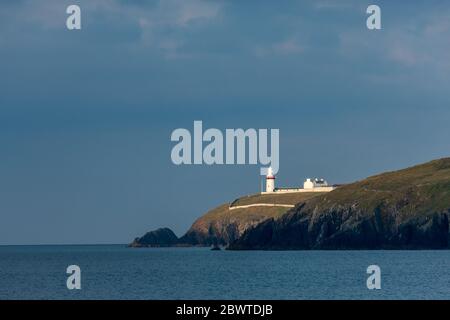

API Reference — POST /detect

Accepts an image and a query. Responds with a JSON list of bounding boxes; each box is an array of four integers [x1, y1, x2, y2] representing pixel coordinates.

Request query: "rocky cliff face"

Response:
[[130, 193, 321, 247], [229, 158, 450, 250], [178, 205, 289, 246], [177, 192, 323, 246], [228, 204, 449, 250]]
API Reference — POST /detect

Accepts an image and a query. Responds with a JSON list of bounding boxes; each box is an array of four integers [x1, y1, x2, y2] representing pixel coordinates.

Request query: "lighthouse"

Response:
[[266, 167, 275, 193]]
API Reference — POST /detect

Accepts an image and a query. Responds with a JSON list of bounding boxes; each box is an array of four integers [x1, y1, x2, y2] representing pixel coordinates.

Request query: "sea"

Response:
[[0, 245, 449, 300]]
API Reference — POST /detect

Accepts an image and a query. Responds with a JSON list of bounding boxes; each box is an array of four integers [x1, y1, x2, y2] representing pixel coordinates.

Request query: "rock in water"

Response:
[[129, 228, 179, 247]]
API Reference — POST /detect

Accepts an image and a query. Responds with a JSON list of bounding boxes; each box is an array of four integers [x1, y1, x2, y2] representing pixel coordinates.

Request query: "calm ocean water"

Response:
[[0, 245, 449, 300]]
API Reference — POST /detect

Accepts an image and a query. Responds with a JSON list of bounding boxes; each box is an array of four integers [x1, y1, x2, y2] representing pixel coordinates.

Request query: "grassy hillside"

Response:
[[308, 158, 450, 219], [230, 158, 450, 250]]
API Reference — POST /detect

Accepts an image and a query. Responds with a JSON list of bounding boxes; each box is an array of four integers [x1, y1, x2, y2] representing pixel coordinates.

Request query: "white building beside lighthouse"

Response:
[[262, 168, 336, 194]]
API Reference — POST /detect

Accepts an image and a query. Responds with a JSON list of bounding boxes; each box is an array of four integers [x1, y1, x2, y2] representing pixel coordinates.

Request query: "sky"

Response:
[[1, 0, 450, 245]]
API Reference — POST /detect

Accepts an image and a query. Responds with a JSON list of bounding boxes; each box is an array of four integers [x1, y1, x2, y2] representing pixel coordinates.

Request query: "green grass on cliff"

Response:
[[308, 157, 450, 218], [232, 192, 324, 206], [189, 192, 324, 234]]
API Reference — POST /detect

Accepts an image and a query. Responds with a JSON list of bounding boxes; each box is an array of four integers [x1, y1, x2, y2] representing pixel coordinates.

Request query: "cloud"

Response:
[[273, 39, 305, 54], [254, 38, 305, 57], [1, 0, 450, 104], [171, 0, 223, 26], [0, 0, 224, 51], [336, 5, 450, 87], [136, 0, 223, 29], [314, 0, 354, 10], [130, 0, 225, 57]]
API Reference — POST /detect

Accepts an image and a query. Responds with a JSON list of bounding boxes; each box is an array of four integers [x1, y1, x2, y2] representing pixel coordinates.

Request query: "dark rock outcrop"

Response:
[[129, 228, 179, 247]]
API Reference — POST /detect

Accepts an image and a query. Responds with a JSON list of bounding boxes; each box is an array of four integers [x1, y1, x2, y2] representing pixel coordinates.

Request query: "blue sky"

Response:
[[1, 0, 450, 244]]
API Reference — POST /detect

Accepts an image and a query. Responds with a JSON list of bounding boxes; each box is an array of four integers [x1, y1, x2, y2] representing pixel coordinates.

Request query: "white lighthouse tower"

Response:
[[265, 167, 276, 193]]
